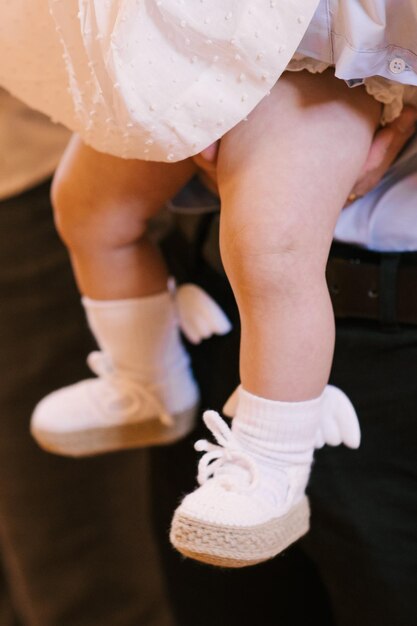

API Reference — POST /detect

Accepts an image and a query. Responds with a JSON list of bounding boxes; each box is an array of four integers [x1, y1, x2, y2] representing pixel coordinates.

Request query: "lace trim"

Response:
[[287, 53, 417, 124]]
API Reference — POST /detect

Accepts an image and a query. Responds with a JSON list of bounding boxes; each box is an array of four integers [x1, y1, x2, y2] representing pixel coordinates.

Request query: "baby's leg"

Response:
[[218, 69, 381, 401], [52, 135, 196, 299], [170, 70, 379, 567], [31, 139, 200, 456]]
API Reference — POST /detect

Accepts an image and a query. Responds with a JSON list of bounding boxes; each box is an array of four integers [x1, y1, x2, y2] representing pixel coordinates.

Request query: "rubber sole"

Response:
[[30, 405, 196, 457], [170, 496, 310, 568]]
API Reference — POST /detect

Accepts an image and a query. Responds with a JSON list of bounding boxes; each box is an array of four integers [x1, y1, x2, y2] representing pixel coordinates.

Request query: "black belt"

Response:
[[173, 213, 417, 327], [327, 243, 417, 327]]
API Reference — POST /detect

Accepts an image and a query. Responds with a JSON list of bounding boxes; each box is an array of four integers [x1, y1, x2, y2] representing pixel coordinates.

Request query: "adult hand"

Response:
[[193, 106, 417, 201], [346, 105, 417, 204]]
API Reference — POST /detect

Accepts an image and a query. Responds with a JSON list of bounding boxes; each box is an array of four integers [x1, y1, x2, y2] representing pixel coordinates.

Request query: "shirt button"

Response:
[[389, 57, 406, 74]]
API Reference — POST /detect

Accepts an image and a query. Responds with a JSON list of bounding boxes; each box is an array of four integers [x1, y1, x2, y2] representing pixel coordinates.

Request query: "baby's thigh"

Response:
[[217, 70, 381, 244], [53, 134, 196, 222]]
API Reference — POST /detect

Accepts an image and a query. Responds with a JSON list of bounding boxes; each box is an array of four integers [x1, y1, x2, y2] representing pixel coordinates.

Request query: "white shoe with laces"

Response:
[[170, 410, 311, 568], [170, 387, 360, 568], [30, 282, 231, 457], [31, 350, 199, 457]]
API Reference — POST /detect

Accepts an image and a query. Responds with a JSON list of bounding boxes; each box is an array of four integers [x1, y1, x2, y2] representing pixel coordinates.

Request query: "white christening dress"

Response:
[[0, 0, 319, 162], [2, 1, 417, 162]]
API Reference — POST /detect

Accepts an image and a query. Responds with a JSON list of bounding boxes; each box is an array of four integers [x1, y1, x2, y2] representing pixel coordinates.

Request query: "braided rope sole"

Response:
[[31, 405, 197, 457], [170, 496, 310, 568]]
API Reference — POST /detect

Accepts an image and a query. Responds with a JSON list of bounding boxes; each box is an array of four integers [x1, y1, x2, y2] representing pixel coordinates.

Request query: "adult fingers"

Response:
[[346, 106, 417, 205]]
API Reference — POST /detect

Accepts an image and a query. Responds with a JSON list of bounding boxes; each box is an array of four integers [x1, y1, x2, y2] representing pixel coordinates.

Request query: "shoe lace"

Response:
[[86, 351, 173, 426], [195, 411, 259, 492]]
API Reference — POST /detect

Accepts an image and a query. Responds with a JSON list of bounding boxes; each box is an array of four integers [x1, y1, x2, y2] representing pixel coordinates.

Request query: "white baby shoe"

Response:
[[31, 350, 199, 457], [171, 386, 360, 568], [170, 410, 311, 568], [31, 282, 231, 457]]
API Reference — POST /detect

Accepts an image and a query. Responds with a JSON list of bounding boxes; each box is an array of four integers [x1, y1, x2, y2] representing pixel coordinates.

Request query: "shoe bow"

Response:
[[195, 410, 259, 492], [86, 351, 173, 426]]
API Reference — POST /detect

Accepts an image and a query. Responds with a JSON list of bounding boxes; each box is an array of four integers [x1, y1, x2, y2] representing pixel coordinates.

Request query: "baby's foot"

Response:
[[171, 387, 360, 567], [170, 411, 311, 568], [31, 282, 231, 457], [31, 351, 199, 457]]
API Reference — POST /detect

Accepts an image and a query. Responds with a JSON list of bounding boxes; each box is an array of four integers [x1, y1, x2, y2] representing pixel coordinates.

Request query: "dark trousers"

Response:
[[305, 318, 417, 626], [0, 182, 175, 626], [152, 212, 417, 626]]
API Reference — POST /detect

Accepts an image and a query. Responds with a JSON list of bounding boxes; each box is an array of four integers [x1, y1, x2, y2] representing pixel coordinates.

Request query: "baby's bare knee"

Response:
[[220, 215, 324, 301], [51, 170, 147, 252]]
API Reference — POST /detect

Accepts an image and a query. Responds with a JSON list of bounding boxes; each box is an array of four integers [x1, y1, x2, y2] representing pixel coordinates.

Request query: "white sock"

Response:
[[231, 386, 323, 505], [82, 288, 197, 413]]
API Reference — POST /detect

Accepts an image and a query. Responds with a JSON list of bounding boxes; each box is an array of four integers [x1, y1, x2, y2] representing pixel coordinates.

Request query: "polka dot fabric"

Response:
[[0, 0, 319, 161]]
